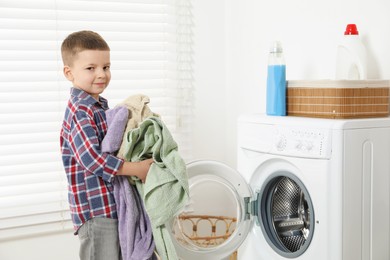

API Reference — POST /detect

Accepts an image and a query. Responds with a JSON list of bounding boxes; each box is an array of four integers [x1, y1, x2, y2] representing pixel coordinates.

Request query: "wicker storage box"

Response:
[[287, 80, 390, 119]]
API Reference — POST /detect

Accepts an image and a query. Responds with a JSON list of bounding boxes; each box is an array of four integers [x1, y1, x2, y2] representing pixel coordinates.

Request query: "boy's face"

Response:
[[63, 50, 111, 100]]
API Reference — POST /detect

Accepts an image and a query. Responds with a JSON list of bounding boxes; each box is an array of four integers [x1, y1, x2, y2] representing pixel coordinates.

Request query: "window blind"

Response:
[[0, 0, 193, 240]]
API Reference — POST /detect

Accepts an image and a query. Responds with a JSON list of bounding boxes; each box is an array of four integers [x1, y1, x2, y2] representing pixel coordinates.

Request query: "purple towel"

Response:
[[113, 176, 156, 260], [102, 106, 129, 153], [104, 105, 156, 260]]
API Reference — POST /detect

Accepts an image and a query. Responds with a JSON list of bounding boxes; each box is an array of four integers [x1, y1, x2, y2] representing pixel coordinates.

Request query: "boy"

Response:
[[60, 30, 153, 260]]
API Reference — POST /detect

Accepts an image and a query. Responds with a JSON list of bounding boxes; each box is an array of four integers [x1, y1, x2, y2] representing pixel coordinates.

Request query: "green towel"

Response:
[[122, 117, 189, 260]]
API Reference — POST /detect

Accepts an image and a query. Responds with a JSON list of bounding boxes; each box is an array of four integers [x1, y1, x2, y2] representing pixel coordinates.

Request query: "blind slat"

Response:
[[0, 132, 59, 145], [0, 221, 73, 241], [0, 171, 64, 186], [0, 181, 67, 197], [0, 162, 64, 176], [0, 202, 69, 219], [1, 210, 71, 229], [0, 142, 59, 156], [0, 152, 61, 166], [0, 101, 64, 113], [0, 191, 68, 214]]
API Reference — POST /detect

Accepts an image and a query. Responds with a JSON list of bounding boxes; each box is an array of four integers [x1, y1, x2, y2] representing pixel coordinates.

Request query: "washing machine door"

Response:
[[168, 160, 254, 260]]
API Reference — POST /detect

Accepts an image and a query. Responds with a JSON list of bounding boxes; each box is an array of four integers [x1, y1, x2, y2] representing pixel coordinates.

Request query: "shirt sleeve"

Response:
[[68, 108, 124, 183]]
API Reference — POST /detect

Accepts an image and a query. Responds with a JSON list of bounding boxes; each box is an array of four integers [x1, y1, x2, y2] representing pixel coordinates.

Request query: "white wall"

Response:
[[190, 0, 228, 164], [192, 0, 390, 168], [2, 0, 390, 259], [0, 232, 79, 260]]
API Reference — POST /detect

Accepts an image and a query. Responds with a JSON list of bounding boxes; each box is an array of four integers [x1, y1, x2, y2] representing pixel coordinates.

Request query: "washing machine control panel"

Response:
[[238, 123, 332, 159], [274, 127, 331, 158]]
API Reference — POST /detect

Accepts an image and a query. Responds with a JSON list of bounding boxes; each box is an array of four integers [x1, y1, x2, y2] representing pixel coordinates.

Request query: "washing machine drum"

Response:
[[258, 174, 315, 257]]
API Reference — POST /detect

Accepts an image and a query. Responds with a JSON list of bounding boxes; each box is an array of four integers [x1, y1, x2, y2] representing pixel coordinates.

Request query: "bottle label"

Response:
[[267, 65, 286, 116]]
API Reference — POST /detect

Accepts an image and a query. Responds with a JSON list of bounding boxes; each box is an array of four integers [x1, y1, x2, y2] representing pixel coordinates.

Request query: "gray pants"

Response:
[[78, 217, 122, 260]]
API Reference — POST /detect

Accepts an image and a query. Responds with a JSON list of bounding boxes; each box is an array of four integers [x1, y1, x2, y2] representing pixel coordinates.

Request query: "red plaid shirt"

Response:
[[60, 88, 124, 232]]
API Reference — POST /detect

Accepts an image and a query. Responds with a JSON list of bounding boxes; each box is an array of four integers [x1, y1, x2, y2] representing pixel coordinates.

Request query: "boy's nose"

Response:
[[96, 68, 106, 78]]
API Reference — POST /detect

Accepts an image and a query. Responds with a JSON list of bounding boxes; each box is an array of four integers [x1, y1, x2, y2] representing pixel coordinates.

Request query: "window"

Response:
[[0, 0, 193, 239]]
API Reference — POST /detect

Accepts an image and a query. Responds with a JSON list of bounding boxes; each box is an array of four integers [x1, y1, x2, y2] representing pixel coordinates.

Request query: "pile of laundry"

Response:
[[102, 95, 190, 260]]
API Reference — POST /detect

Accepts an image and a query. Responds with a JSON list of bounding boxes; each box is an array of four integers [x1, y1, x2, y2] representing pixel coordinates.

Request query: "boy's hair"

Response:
[[61, 30, 110, 66]]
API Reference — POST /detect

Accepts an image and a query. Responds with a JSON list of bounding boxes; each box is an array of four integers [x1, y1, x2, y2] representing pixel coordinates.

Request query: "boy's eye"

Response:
[[104, 66, 110, 71], [86, 67, 94, 70]]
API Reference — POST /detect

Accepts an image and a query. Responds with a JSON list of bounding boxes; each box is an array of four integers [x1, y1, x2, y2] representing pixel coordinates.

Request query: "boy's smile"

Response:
[[63, 50, 111, 100]]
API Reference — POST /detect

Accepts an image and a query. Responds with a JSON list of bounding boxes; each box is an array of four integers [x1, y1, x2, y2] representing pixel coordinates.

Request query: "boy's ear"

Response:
[[63, 66, 74, 81]]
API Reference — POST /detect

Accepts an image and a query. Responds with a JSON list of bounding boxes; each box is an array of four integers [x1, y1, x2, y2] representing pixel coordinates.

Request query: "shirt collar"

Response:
[[70, 87, 109, 110]]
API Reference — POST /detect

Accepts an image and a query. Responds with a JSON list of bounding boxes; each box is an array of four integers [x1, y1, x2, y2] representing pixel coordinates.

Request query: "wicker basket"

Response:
[[173, 214, 238, 260], [287, 80, 390, 119]]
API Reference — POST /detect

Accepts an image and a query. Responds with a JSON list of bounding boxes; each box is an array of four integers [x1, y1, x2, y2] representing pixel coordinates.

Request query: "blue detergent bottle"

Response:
[[266, 41, 286, 116]]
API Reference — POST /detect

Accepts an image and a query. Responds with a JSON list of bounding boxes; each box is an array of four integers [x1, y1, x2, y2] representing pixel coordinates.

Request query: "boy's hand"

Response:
[[135, 158, 154, 183], [117, 158, 154, 183]]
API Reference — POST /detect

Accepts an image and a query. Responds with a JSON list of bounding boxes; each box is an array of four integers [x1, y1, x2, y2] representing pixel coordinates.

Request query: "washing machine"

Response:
[[237, 113, 390, 260], [168, 114, 390, 260]]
